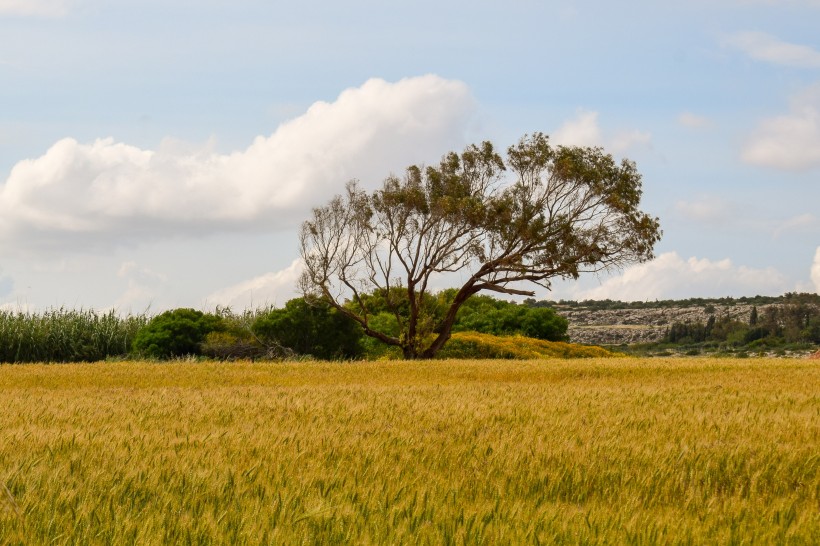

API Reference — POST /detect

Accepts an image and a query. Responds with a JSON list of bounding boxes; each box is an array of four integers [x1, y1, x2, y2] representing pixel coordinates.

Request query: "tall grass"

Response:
[[1, 358, 818, 544], [0, 308, 147, 363], [440, 331, 618, 359]]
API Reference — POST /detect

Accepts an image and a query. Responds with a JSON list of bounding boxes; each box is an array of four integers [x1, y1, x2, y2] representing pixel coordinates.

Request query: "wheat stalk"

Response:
[[2, 481, 22, 519]]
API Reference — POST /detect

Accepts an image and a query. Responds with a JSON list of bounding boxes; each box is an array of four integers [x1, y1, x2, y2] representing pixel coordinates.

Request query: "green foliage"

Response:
[[662, 300, 820, 352], [451, 293, 568, 341], [252, 298, 363, 360], [803, 317, 820, 343], [547, 292, 820, 311], [199, 307, 271, 360], [132, 308, 224, 359], [0, 308, 147, 363], [301, 133, 660, 359], [347, 287, 445, 341], [352, 289, 570, 359], [665, 321, 706, 344]]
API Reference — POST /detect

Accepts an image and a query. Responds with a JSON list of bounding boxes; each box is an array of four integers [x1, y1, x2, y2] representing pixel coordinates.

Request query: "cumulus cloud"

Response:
[[740, 1, 820, 5], [743, 83, 820, 170], [206, 259, 303, 310], [0, 301, 29, 312], [0, 274, 12, 298], [112, 261, 167, 311], [0, 0, 69, 17], [551, 109, 651, 154], [773, 213, 818, 238], [812, 247, 820, 293], [678, 112, 713, 129], [609, 129, 652, 155], [113, 283, 156, 312], [552, 110, 603, 147], [674, 197, 733, 224], [0, 75, 474, 253], [725, 31, 820, 68], [574, 252, 788, 301]]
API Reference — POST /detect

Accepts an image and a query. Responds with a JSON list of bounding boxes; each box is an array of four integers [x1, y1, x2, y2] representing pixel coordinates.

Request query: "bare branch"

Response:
[[298, 133, 661, 358]]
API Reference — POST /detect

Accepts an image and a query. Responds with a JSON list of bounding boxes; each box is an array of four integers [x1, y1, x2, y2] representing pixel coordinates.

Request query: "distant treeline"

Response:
[[0, 292, 569, 363], [526, 292, 820, 311], [4, 292, 817, 363], [663, 301, 820, 347]]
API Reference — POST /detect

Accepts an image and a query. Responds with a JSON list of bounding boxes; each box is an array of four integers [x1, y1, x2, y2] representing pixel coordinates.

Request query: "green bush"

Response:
[[252, 298, 363, 360], [132, 308, 224, 359], [453, 294, 568, 341]]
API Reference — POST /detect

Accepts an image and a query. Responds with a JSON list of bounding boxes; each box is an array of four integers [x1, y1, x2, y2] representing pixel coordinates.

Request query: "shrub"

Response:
[[453, 295, 568, 341], [200, 331, 267, 360], [252, 298, 363, 360], [132, 308, 224, 359]]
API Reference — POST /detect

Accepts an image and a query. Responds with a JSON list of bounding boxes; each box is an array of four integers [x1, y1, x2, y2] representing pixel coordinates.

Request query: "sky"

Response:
[[1, 0, 819, 313]]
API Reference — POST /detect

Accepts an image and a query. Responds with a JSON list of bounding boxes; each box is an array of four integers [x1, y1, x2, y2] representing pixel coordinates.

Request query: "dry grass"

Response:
[[1, 358, 818, 544], [440, 332, 618, 359]]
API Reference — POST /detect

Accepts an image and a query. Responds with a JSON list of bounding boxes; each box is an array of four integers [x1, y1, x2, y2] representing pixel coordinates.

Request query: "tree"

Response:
[[299, 133, 661, 359]]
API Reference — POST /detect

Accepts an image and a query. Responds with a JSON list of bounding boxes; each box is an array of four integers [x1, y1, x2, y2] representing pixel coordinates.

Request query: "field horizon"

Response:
[[1, 358, 818, 544]]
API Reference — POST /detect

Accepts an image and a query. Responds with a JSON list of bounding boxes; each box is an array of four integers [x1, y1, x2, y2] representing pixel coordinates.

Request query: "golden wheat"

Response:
[[1, 358, 818, 544]]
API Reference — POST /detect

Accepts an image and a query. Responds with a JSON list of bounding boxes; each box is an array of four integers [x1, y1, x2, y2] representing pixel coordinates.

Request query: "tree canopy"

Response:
[[299, 133, 661, 359]]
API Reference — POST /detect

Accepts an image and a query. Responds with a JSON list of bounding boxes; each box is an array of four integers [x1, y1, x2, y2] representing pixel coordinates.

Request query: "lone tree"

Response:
[[299, 133, 661, 359]]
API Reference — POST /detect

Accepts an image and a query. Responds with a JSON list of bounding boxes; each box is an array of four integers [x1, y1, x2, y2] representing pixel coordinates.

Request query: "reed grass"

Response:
[[0, 358, 818, 544], [0, 308, 147, 363]]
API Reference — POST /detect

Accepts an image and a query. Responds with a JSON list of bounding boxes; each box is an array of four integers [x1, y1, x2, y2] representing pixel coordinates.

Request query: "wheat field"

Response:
[[1, 358, 818, 544]]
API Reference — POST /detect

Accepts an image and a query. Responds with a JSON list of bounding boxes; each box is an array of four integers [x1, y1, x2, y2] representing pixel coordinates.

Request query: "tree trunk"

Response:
[[420, 332, 450, 359], [402, 346, 419, 360]]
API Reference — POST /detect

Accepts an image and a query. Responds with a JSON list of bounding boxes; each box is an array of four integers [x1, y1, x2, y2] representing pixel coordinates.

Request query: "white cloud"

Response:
[[725, 31, 820, 68], [112, 261, 167, 311], [773, 213, 818, 238], [609, 129, 652, 155], [0, 274, 12, 297], [0, 0, 69, 17], [678, 112, 714, 129], [574, 252, 788, 301], [206, 259, 303, 310], [812, 247, 820, 293], [113, 283, 156, 313], [552, 110, 602, 147], [743, 83, 820, 170], [0, 75, 474, 253], [117, 261, 167, 283], [674, 197, 733, 224], [0, 302, 29, 312], [551, 109, 651, 154], [736, 1, 820, 8]]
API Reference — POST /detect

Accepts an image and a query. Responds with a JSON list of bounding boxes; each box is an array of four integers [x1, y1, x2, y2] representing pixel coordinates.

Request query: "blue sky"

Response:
[[1, 0, 819, 312]]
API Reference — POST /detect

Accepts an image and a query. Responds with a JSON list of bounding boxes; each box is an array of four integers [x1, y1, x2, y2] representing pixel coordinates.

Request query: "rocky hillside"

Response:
[[559, 302, 782, 346]]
